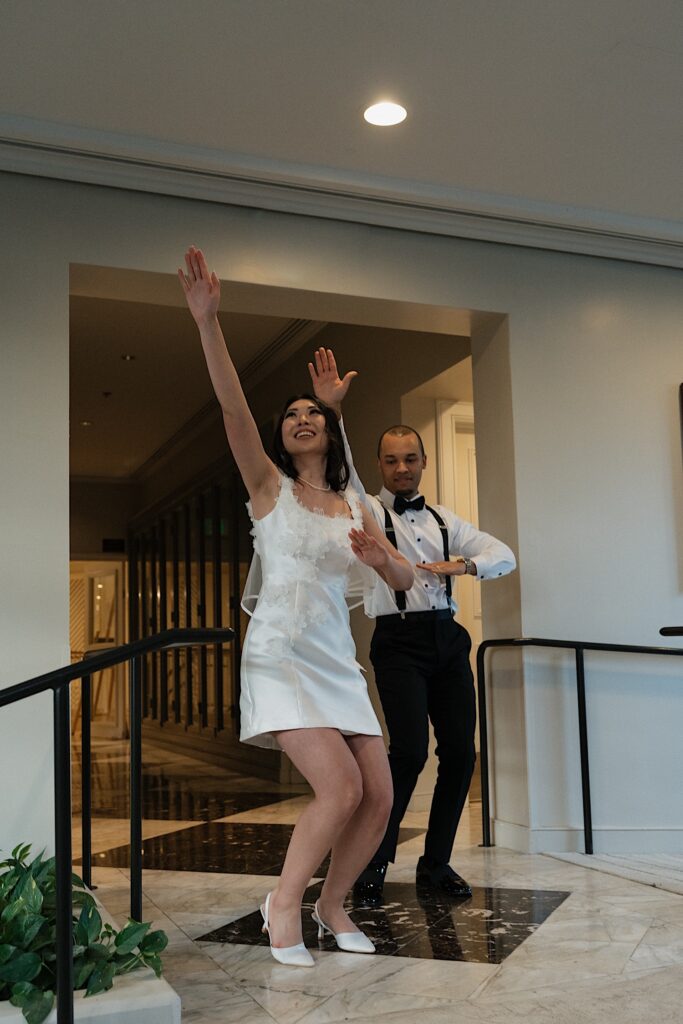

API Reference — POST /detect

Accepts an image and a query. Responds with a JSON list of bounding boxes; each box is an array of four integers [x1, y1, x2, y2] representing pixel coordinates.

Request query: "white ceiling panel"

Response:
[[2, 0, 681, 240]]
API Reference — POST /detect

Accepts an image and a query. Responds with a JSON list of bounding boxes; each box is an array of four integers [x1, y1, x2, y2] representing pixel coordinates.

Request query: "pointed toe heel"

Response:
[[311, 900, 375, 954], [260, 892, 315, 968]]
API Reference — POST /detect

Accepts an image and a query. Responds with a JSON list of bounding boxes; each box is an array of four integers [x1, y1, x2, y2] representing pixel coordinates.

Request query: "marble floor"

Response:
[[76, 741, 683, 1023], [549, 852, 683, 896]]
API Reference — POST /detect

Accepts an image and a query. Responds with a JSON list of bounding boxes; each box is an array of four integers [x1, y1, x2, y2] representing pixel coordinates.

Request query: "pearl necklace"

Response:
[[297, 476, 331, 492]]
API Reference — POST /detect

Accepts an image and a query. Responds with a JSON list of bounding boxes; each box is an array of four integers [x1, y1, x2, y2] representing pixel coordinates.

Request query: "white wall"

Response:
[[1, 170, 682, 855]]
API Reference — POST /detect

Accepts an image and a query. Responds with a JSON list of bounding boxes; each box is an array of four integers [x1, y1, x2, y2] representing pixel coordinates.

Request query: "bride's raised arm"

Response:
[[178, 247, 278, 509]]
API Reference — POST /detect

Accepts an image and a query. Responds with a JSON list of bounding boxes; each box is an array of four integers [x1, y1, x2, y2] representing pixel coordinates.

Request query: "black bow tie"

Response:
[[393, 494, 425, 515]]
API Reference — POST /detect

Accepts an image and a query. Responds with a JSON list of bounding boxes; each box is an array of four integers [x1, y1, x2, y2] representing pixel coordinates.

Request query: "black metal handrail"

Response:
[[0, 627, 234, 1024], [476, 629, 683, 856]]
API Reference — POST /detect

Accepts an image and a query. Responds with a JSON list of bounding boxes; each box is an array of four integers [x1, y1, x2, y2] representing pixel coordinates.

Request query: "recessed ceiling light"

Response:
[[364, 101, 407, 126], [121, 354, 136, 361], [80, 420, 93, 427]]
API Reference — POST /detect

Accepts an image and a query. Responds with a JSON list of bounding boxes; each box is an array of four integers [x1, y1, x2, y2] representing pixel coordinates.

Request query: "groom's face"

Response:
[[378, 433, 426, 497]]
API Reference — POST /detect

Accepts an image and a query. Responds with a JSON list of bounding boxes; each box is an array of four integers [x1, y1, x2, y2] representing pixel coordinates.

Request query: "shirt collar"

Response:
[[379, 486, 424, 509]]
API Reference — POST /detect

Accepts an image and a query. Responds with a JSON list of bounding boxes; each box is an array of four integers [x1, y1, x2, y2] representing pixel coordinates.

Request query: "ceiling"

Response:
[[1, 1, 681, 263], [69, 296, 312, 478], [406, 359, 474, 404]]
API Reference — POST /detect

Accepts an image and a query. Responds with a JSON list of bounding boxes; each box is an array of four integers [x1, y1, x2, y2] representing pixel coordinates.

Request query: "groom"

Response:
[[309, 347, 516, 902]]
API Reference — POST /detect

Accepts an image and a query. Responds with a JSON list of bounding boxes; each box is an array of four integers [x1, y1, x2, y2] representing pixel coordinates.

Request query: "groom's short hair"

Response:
[[377, 426, 426, 458]]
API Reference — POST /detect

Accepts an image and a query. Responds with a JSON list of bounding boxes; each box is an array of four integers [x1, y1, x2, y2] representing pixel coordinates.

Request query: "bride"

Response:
[[179, 247, 414, 966]]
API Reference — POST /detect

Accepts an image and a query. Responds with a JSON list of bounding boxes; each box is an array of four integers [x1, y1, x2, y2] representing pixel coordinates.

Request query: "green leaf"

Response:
[[85, 943, 111, 962], [20, 990, 54, 1024], [0, 944, 16, 964], [113, 951, 139, 972], [15, 876, 43, 915], [143, 952, 163, 978], [33, 858, 55, 887], [114, 920, 150, 954], [71, 890, 96, 908], [139, 930, 168, 954], [10, 844, 31, 864], [1, 900, 25, 925], [75, 902, 102, 947], [85, 960, 116, 997], [29, 928, 55, 954], [16, 913, 46, 948], [27, 851, 45, 877], [9, 979, 36, 1005], [0, 951, 41, 983], [74, 959, 96, 988]]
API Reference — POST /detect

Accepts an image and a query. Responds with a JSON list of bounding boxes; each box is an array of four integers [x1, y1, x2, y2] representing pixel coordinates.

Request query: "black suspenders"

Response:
[[382, 503, 452, 615]]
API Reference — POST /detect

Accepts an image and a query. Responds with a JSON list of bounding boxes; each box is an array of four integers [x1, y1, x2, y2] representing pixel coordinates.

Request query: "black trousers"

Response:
[[369, 611, 476, 867]]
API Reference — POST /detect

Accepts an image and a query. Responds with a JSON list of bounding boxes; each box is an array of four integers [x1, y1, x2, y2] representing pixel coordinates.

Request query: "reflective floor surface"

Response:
[[199, 881, 569, 963], [76, 740, 683, 1024]]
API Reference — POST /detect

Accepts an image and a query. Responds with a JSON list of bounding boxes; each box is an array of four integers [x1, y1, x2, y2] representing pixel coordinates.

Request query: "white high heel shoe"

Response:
[[260, 892, 314, 967], [311, 900, 375, 954]]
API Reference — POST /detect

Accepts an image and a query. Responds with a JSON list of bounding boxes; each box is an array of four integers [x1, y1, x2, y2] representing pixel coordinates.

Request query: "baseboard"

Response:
[[492, 819, 683, 854]]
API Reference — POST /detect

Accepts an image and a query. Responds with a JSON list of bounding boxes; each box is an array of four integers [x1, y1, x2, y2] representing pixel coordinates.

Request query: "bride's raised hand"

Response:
[[178, 246, 220, 326]]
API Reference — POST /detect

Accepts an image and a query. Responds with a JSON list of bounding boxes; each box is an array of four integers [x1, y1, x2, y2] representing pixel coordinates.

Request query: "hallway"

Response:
[[74, 741, 683, 1023]]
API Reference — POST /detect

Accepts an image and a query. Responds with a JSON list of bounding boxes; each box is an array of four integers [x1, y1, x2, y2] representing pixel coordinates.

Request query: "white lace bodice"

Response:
[[242, 474, 372, 650]]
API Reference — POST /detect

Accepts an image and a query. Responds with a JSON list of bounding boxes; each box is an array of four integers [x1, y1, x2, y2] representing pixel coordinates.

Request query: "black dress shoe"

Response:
[[416, 856, 472, 898], [352, 860, 388, 905]]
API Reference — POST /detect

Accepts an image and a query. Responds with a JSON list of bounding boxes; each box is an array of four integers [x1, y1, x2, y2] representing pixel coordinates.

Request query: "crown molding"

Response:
[[1, 116, 682, 269]]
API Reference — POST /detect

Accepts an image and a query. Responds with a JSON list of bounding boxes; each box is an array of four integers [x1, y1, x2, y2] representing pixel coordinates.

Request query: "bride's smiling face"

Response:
[[281, 399, 329, 457]]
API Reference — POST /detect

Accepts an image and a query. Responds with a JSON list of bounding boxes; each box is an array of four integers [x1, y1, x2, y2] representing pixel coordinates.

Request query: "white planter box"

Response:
[[0, 969, 180, 1023], [0, 887, 180, 1024]]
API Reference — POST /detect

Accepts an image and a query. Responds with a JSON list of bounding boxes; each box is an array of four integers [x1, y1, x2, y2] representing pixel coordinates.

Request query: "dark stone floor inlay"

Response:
[[198, 881, 570, 963], [85, 822, 425, 876]]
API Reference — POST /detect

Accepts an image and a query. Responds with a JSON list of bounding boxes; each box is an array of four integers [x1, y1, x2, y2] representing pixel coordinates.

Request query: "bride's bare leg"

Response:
[[267, 727, 364, 948], [318, 735, 393, 933]]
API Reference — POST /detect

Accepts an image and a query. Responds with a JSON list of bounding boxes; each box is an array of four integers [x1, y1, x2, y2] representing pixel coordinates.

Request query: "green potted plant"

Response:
[[0, 844, 168, 1024]]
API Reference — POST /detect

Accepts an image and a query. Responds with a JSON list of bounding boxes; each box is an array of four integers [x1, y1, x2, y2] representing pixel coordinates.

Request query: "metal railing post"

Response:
[[476, 644, 492, 847], [129, 655, 143, 922], [80, 673, 93, 890], [575, 647, 594, 854], [53, 685, 74, 1024]]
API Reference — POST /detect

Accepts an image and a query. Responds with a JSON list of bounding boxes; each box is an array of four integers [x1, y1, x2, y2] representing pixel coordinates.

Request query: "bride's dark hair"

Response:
[[272, 393, 349, 492]]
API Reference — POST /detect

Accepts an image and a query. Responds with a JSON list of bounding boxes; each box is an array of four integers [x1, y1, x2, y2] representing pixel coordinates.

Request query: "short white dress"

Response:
[[239, 473, 382, 750]]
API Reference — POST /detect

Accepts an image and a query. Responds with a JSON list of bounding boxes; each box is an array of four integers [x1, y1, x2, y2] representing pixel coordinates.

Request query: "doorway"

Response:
[[401, 355, 483, 810], [69, 559, 127, 740]]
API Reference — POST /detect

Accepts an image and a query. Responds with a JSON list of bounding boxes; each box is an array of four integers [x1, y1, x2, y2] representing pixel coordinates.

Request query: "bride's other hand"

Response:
[[349, 528, 388, 568], [178, 246, 220, 326]]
